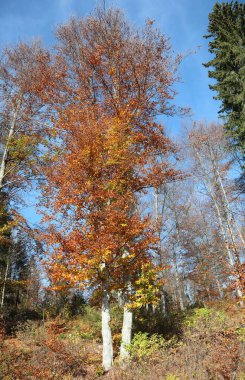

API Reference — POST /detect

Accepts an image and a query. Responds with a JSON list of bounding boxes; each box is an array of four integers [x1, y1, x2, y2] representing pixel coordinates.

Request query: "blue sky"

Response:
[[0, 0, 223, 224], [0, 0, 222, 128]]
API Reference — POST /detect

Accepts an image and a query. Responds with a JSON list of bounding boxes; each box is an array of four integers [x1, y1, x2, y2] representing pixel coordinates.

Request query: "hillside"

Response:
[[0, 302, 244, 379]]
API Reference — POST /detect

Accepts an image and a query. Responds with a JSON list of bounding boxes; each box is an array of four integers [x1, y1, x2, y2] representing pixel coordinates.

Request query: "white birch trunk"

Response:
[[172, 243, 185, 311], [174, 211, 186, 310], [120, 305, 133, 360], [192, 146, 243, 299], [174, 257, 185, 311], [101, 290, 113, 371], [204, 149, 243, 301], [209, 146, 245, 247], [160, 290, 167, 315], [0, 96, 22, 189], [155, 188, 168, 316], [0, 260, 9, 309]]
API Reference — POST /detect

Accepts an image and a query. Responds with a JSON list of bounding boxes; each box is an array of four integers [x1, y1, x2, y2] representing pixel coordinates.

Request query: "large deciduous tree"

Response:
[[204, 1, 245, 154], [40, 8, 181, 370]]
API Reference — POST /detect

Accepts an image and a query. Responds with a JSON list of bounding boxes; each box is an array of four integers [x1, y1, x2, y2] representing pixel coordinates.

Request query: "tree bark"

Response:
[[0, 96, 22, 189], [101, 289, 113, 371], [160, 290, 167, 315], [174, 210, 186, 310], [0, 260, 9, 309], [120, 305, 133, 360], [173, 250, 185, 311]]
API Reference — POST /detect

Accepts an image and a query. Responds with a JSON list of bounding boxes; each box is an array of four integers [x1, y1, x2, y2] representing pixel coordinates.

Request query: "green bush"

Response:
[[184, 307, 227, 333], [236, 327, 245, 342], [127, 332, 166, 360], [165, 375, 180, 380], [237, 372, 245, 380]]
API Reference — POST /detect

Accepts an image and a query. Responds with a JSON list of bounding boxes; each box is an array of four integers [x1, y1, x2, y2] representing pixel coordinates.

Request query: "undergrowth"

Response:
[[0, 303, 244, 380]]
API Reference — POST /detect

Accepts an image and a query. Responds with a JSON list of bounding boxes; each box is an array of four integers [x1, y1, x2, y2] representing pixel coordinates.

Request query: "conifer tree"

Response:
[[204, 1, 245, 154]]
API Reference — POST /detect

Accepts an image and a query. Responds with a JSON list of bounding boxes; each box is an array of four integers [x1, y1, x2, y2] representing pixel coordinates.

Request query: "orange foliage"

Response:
[[39, 8, 182, 295]]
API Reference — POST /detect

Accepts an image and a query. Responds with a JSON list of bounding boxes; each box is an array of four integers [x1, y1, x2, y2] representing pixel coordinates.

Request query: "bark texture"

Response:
[[120, 305, 133, 360], [101, 290, 113, 371]]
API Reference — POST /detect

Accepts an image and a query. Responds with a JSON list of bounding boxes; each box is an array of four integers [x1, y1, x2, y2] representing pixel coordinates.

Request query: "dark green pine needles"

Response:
[[204, 1, 245, 155]]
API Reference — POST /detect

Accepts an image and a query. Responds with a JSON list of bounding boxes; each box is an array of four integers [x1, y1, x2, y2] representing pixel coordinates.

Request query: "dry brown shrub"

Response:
[[0, 319, 100, 379]]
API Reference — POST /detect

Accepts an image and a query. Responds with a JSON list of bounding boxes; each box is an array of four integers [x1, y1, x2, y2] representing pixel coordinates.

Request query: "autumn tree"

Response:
[[0, 41, 51, 191], [0, 42, 51, 313], [40, 7, 181, 370]]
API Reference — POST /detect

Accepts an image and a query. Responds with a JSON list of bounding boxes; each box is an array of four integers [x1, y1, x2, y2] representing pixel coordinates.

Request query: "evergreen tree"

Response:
[[204, 1, 245, 154], [0, 192, 13, 309], [0, 207, 42, 313]]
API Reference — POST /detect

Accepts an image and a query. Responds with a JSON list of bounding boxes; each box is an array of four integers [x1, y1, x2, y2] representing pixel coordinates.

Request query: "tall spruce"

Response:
[[204, 1, 245, 154]]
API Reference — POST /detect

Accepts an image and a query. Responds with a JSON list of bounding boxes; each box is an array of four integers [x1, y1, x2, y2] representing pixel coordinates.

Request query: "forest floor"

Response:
[[0, 301, 244, 380]]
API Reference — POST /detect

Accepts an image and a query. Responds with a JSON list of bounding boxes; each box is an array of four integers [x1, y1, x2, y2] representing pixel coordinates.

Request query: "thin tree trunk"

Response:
[[0, 96, 22, 189], [192, 146, 243, 299], [101, 289, 113, 371], [154, 188, 168, 315], [207, 149, 244, 302], [173, 248, 185, 311], [209, 146, 245, 247], [160, 290, 167, 315], [216, 277, 223, 298], [174, 210, 187, 309], [208, 153, 242, 266], [0, 260, 9, 309], [206, 286, 211, 301]]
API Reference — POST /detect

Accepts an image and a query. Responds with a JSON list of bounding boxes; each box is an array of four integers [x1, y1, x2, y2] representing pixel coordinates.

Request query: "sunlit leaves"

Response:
[[40, 8, 180, 299]]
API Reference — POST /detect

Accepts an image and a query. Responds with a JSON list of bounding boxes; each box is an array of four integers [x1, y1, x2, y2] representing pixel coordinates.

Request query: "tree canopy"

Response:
[[204, 1, 245, 155]]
